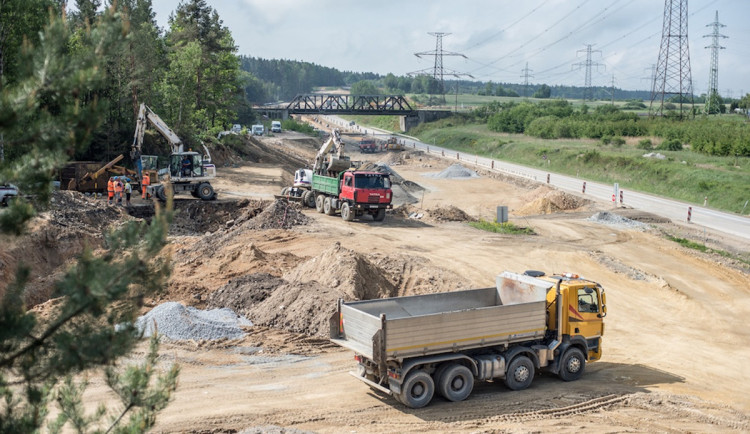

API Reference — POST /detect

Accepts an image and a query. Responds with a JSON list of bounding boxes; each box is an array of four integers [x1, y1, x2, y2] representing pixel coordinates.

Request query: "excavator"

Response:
[[279, 128, 352, 206], [131, 103, 217, 201]]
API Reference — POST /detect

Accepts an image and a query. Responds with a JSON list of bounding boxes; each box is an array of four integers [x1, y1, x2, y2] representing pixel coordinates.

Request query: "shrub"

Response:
[[657, 139, 683, 151], [612, 136, 626, 146], [601, 136, 612, 145], [637, 138, 653, 150]]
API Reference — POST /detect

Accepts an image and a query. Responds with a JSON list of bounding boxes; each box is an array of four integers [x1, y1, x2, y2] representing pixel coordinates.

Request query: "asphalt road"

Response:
[[322, 115, 750, 242]]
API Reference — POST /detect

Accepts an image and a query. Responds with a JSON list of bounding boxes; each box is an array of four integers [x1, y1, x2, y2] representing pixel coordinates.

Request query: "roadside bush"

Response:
[[658, 139, 683, 151], [601, 136, 612, 145], [282, 118, 315, 134], [612, 136, 626, 147], [637, 139, 653, 150]]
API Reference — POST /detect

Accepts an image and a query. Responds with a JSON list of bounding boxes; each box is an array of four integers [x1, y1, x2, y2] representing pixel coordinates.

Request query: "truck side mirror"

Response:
[[598, 292, 607, 318]]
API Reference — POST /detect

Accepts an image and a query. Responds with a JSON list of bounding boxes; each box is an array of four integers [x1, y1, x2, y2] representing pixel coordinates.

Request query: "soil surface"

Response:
[[5, 130, 750, 433]]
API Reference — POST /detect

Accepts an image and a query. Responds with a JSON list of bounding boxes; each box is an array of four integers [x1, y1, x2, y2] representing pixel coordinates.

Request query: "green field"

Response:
[[348, 112, 750, 215]]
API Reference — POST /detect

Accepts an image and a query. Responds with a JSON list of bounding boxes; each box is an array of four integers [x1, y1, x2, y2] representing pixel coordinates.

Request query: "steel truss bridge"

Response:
[[265, 94, 416, 116]]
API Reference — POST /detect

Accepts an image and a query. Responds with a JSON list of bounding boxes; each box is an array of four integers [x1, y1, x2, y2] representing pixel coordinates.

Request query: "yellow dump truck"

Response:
[[330, 270, 606, 408]]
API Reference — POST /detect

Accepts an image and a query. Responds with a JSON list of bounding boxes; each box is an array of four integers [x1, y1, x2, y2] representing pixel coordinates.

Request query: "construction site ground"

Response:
[[4, 130, 750, 433]]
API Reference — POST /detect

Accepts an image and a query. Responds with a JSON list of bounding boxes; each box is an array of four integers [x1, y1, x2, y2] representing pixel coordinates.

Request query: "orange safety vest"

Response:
[[142, 174, 150, 186], [107, 179, 114, 197], [114, 181, 123, 193]]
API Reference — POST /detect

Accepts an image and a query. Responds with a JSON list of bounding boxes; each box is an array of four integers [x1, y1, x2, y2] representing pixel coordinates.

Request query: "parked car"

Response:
[[251, 124, 264, 136], [0, 184, 19, 206], [271, 121, 282, 133]]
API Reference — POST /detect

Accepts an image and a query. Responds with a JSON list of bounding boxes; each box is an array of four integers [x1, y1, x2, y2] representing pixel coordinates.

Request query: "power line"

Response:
[[409, 33, 472, 95], [703, 10, 727, 114], [572, 44, 605, 101], [461, 1, 546, 52], [650, 0, 694, 117]]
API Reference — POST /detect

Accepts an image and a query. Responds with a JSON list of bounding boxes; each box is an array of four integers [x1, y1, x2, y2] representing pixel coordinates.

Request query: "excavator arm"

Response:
[[313, 128, 350, 175], [131, 103, 184, 160]]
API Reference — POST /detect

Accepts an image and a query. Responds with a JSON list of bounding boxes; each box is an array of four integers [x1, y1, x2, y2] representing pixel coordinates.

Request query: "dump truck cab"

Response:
[[541, 273, 606, 362]]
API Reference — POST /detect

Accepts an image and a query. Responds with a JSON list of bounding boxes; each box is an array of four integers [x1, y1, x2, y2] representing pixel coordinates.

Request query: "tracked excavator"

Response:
[[131, 103, 217, 201]]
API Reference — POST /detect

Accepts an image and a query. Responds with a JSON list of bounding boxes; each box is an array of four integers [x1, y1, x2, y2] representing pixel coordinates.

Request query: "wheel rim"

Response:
[[410, 382, 425, 399], [451, 376, 465, 391], [567, 356, 582, 373], [514, 365, 529, 382]]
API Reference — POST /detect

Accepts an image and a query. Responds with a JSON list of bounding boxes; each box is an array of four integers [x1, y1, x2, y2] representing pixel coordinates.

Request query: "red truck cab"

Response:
[[339, 171, 392, 221]]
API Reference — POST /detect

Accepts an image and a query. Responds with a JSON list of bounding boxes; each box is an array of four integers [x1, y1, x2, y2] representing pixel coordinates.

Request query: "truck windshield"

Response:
[[354, 174, 390, 189], [577, 287, 599, 313]]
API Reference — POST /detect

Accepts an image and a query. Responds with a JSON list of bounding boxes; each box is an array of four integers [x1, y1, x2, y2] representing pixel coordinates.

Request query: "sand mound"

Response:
[[204, 243, 472, 337], [427, 163, 479, 179], [136, 301, 252, 341], [391, 204, 476, 223], [515, 187, 591, 216]]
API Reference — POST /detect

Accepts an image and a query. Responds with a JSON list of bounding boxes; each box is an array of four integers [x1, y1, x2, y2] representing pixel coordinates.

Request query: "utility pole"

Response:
[[572, 44, 604, 101], [703, 10, 727, 114], [409, 33, 472, 97], [520, 62, 534, 97], [610, 75, 616, 105], [650, 0, 694, 118]]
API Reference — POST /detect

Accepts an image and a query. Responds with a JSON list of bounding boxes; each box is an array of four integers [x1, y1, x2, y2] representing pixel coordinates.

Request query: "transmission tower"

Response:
[[650, 0, 694, 117], [703, 10, 727, 114], [409, 32, 472, 95], [521, 62, 534, 97], [572, 44, 604, 101]]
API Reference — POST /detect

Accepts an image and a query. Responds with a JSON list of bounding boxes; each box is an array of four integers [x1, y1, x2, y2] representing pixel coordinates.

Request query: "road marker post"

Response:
[[582, 182, 586, 194], [687, 206, 692, 223], [546, 174, 550, 184]]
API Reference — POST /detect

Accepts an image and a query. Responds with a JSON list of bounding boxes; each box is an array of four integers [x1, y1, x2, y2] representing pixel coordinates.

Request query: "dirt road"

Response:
[[22, 132, 750, 432]]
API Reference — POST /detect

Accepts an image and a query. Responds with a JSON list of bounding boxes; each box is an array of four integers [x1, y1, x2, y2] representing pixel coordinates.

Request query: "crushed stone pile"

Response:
[[390, 184, 419, 206], [391, 204, 476, 223], [427, 163, 479, 179], [587, 211, 647, 229], [136, 301, 252, 341], [515, 187, 591, 216]]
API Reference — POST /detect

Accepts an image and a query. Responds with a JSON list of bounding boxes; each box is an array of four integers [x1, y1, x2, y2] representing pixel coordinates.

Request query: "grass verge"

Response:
[[469, 219, 535, 235]]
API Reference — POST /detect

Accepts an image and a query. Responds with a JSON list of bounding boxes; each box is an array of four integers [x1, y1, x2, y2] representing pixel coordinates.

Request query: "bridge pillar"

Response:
[[400, 110, 454, 132]]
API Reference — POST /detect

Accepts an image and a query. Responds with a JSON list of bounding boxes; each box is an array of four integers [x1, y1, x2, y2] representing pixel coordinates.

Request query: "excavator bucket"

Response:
[[327, 156, 351, 173]]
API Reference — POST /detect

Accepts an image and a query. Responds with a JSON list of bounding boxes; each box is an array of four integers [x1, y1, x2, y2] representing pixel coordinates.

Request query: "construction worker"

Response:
[[124, 179, 132, 206], [107, 177, 114, 205], [141, 172, 150, 199], [114, 177, 124, 205]]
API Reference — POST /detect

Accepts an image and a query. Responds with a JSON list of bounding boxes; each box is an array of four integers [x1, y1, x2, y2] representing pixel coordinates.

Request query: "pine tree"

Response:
[[0, 6, 178, 432]]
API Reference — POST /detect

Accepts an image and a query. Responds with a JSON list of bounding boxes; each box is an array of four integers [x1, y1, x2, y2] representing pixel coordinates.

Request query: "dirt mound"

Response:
[[209, 273, 285, 308], [1, 191, 132, 306], [170, 199, 253, 236], [515, 186, 592, 216], [241, 199, 310, 230], [391, 204, 476, 223]]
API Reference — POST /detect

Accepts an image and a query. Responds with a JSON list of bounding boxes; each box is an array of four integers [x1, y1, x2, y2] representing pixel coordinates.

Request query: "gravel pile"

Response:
[[427, 163, 479, 179], [587, 211, 647, 229], [136, 302, 252, 341]]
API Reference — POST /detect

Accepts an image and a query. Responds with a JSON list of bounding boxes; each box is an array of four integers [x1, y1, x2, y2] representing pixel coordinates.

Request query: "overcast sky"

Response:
[[150, 0, 750, 96]]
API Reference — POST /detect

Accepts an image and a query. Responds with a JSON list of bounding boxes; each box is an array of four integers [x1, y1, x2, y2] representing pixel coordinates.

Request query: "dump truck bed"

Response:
[[312, 173, 339, 196], [332, 285, 547, 361]]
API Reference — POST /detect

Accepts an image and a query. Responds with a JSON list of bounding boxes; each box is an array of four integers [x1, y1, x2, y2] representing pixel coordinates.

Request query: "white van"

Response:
[[251, 124, 264, 136], [271, 121, 282, 133], [231, 124, 242, 133]]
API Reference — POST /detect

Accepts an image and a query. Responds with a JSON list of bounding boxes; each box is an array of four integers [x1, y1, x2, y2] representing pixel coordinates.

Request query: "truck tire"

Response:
[[341, 202, 354, 221], [373, 208, 386, 222], [558, 347, 586, 382], [504, 355, 535, 391], [155, 185, 167, 202], [323, 197, 335, 216], [399, 370, 434, 409], [197, 183, 214, 200], [303, 190, 315, 208], [437, 364, 473, 402], [315, 194, 325, 213]]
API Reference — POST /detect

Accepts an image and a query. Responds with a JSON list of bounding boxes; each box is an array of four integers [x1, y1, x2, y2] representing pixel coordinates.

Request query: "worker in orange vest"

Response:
[[141, 173, 150, 199], [107, 177, 114, 205], [114, 178, 124, 205]]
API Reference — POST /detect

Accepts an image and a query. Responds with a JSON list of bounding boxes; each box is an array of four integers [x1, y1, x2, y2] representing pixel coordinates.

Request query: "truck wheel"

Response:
[[155, 185, 167, 202], [303, 190, 315, 208], [315, 194, 325, 213], [437, 364, 474, 402], [504, 355, 535, 391], [197, 183, 214, 201], [341, 202, 355, 221], [400, 370, 434, 409], [323, 197, 335, 216], [373, 208, 386, 222], [558, 348, 586, 382]]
